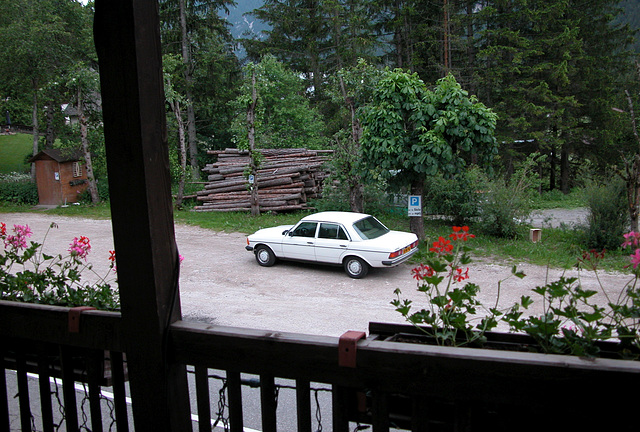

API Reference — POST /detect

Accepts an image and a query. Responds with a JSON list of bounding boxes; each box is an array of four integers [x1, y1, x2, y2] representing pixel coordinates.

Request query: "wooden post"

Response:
[[94, 1, 191, 430]]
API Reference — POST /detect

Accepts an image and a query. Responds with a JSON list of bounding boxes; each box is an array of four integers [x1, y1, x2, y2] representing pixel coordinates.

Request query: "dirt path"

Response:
[[1, 211, 632, 337]]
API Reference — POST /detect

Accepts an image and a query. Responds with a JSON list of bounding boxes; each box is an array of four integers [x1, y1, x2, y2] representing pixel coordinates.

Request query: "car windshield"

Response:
[[352, 216, 389, 240]]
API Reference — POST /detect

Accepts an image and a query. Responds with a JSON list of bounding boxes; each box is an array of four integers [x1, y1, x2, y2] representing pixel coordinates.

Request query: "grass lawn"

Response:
[[0, 133, 32, 174]]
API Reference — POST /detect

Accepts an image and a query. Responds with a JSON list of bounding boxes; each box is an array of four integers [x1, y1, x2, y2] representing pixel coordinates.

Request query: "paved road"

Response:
[[1, 208, 627, 339], [528, 207, 588, 228]]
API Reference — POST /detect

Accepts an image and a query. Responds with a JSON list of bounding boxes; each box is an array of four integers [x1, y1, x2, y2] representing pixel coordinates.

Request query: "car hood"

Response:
[[249, 225, 294, 239]]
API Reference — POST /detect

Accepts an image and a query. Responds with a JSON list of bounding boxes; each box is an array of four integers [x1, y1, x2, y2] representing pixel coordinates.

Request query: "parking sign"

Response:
[[408, 195, 422, 216]]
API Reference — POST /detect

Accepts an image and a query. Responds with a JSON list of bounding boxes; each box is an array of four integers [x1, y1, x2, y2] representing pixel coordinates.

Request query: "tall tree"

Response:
[[0, 0, 90, 179], [360, 70, 498, 238], [229, 55, 328, 150], [63, 63, 102, 204], [164, 54, 190, 208], [472, 0, 635, 191], [160, 0, 240, 173], [245, 0, 330, 100], [327, 59, 383, 212]]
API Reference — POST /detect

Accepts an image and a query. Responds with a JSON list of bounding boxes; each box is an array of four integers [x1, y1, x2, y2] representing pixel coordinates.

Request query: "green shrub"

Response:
[[582, 177, 628, 250], [475, 171, 534, 239], [77, 178, 110, 204], [0, 173, 38, 205], [423, 171, 480, 224]]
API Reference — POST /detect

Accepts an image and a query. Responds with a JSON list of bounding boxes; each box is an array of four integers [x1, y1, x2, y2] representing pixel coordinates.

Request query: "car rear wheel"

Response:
[[255, 245, 276, 267], [344, 256, 369, 278]]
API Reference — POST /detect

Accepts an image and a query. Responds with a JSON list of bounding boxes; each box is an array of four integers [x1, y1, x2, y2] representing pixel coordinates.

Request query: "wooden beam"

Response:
[[93, 0, 191, 430]]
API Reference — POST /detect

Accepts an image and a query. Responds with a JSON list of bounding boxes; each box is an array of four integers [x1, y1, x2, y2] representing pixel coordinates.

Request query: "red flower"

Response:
[[449, 226, 475, 242], [577, 248, 605, 270], [412, 264, 435, 280], [452, 267, 469, 282], [430, 236, 453, 254]]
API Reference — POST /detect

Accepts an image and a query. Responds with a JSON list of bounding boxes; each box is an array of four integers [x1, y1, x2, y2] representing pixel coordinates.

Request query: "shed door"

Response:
[[35, 160, 62, 205]]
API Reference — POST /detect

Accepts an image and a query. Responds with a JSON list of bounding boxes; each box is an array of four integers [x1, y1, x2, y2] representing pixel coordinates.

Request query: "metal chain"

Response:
[[51, 378, 65, 431], [79, 382, 91, 430], [313, 388, 323, 432], [186, 368, 340, 432], [212, 378, 230, 432]]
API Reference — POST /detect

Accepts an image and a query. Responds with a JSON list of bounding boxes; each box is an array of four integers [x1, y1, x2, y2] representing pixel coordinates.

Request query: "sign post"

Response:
[[408, 195, 422, 217]]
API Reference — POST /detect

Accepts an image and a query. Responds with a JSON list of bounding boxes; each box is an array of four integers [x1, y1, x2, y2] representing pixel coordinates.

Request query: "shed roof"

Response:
[[29, 148, 83, 163]]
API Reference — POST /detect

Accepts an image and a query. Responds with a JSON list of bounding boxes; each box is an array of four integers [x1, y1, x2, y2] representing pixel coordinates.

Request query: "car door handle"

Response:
[[340, 244, 347, 248], [307, 241, 314, 245]]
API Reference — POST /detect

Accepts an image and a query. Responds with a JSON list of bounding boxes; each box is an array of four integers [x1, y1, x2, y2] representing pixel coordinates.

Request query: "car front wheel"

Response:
[[344, 256, 369, 279], [255, 245, 276, 267]]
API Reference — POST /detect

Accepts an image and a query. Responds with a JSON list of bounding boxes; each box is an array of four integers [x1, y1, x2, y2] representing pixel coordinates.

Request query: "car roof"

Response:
[[300, 211, 370, 225]]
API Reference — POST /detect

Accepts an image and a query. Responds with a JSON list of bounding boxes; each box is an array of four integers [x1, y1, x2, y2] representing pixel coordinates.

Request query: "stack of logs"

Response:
[[193, 148, 333, 212]]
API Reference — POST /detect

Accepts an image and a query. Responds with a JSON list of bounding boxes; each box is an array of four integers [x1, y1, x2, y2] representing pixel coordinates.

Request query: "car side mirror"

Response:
[[282, 229, 289, 235]]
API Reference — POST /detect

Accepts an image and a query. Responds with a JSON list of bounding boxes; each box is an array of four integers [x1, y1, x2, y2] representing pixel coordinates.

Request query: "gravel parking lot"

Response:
[[1, 210, 631, 337]]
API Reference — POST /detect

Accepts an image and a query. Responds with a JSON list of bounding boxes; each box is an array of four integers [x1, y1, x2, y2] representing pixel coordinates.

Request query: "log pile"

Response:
[[193, 148, 333, 212]]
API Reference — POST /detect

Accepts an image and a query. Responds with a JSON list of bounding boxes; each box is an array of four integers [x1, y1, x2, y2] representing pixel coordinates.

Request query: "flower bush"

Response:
[[394, 226, 640, 359], [1, 221, 120, 310]]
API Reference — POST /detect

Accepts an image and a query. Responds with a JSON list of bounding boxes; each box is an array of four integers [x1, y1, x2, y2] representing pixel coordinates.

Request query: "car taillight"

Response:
[[389, 249, 401, 259], [389, 241, 418, 259], [246, 238, 250, 245]]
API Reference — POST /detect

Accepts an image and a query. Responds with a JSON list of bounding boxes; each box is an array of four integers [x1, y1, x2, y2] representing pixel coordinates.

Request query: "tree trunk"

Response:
[[248, 70, 260, 216], [625, 89, 640, 232], [186, 95, 198, 179], [179, 0, 199, 180], [349, 182, 364, 213], [549, 145, 556, 191], [173, 99, 187, 208], [560, 143, 570, 194], [78, 90, 100, 203], [45, 103, 56, 149], [31, 89, 39, 182], [339, 76, 364, 213], [409, 180, 425, 241]]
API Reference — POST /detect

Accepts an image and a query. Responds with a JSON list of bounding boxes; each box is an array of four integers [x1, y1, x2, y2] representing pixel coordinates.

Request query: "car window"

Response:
[[290, 222, 318, 238], [318, 223, 349, 240], [352, 216, 389, 240]]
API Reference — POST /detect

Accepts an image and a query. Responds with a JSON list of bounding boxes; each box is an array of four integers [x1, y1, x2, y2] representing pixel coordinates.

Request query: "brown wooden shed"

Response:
[[28, 148, 89, 206]]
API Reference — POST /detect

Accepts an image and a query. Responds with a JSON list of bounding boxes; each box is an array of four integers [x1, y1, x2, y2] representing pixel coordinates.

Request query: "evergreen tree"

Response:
[[472, 0, 635, 192], [159, 0, 241, 171], [244, 0, 331, 99]]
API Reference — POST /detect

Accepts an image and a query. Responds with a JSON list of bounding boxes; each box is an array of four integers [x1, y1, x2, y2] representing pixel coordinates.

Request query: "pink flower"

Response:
[[4, 224, 32, 249], [68, 236, 91, 260], [0, 222, 6, 237], [622, 232, 640, 249], [630, 249, 640, 269]]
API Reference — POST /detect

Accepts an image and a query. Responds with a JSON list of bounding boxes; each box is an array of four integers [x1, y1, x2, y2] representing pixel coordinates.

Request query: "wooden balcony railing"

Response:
[[3, 299, 640, 432]]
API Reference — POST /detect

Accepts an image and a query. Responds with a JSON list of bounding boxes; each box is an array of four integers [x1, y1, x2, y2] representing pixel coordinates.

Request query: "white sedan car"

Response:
[[245, 211, 419, 278]]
